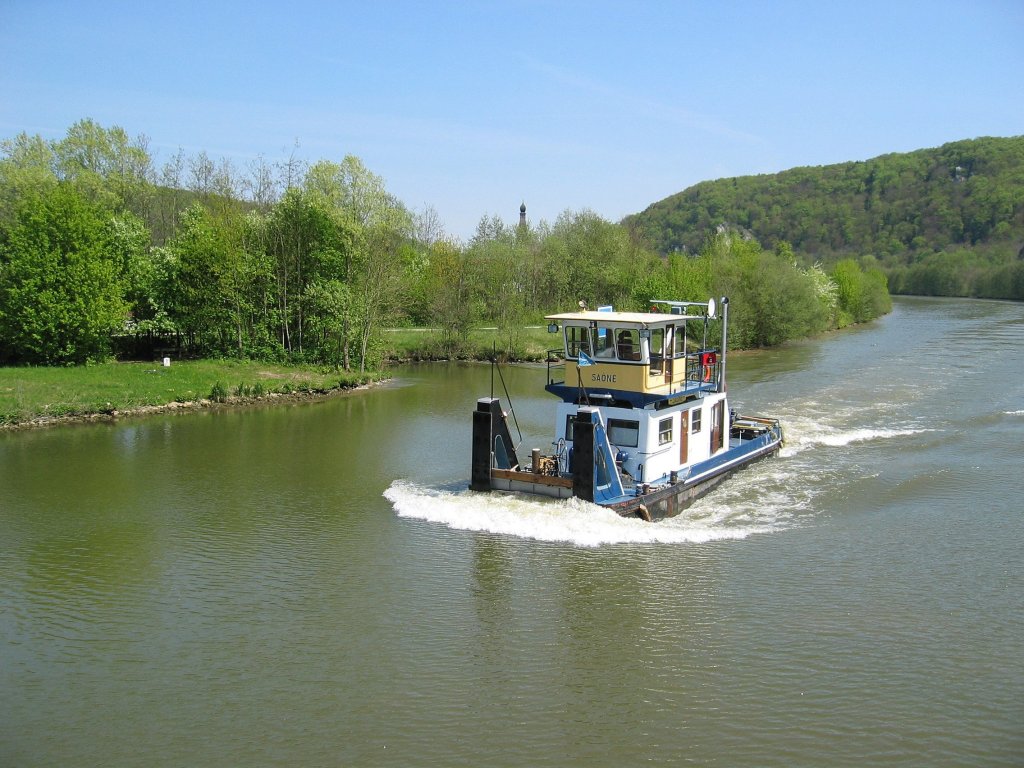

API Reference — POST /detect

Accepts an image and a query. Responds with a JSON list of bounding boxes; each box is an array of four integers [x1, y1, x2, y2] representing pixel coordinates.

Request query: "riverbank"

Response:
[[0, 359, 387, 430], [384, 325, 554, 363], [1, 315, 880, 431]]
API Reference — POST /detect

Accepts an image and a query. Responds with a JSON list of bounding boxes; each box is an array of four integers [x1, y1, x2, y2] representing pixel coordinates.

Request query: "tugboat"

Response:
[[469, 298, 783, 521]]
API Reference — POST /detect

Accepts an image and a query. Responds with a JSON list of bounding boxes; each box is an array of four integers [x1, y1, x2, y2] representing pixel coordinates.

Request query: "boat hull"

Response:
[[608, 431, 781, 521], [479, 418, 783, 522]]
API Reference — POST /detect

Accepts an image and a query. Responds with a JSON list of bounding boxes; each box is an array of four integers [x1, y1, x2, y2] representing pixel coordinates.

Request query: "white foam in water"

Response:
[[383, 479, 788, 547], [778, 414, 933, 457], [384, 406, 944, 546]]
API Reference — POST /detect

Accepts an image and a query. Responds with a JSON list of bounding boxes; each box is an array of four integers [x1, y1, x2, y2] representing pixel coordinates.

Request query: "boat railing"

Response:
[[684, 350, 720, 389]]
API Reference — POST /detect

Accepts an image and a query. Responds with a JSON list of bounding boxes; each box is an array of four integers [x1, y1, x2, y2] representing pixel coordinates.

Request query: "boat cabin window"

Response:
[[659, 417, 673, 445], [608, 418, 639, 447], [691, 408, 702, 433], [649, 327, 665, 373], [615, 329, 641, 361], [594, 327, 615, 358], [674, 328, 687, 358], [564, 415, 575, 442], [564, 326, 591, 359]]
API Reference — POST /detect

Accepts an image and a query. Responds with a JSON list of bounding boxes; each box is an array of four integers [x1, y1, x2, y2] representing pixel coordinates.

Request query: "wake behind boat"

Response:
[[470, 297, 783, 521]]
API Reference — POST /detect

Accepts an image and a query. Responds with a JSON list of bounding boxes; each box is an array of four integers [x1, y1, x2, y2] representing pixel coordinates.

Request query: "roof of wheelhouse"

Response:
[[544, 310, 707, 326]]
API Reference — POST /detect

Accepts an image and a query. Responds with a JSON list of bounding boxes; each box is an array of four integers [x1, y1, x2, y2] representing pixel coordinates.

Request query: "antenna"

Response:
[[648, 298, 717, 317]]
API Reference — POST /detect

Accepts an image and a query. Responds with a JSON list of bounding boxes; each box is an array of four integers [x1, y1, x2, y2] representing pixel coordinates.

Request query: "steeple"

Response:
[[519, 201, 527, 227]]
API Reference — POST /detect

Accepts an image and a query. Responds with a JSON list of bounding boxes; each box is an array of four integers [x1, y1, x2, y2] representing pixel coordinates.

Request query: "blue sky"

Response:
[[2, 1, 1022, 241]]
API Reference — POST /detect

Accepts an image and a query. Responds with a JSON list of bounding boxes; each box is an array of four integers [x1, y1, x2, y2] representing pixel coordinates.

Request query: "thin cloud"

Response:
[[519, 53, 766, 146]]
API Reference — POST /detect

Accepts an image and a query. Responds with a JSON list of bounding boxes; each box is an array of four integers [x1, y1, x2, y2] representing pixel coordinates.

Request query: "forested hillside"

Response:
[[0, 119, 889, 367], [624, 137, 1024, 299]]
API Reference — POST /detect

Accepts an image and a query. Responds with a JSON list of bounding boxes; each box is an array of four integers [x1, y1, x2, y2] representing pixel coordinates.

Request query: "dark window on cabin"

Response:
[[608, 419, 639, 447], [616, 329, 641, 361], [659, 417, 673, 445], [650, 327, 664, 373], [691, 408, 702, 433], [565, 326, 590, 359], [564, 415, 575, 442]]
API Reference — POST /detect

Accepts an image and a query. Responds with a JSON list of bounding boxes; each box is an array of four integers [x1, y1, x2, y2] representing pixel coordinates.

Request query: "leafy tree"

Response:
[[0, 184, 127, 363], [625, 232, 833, 348], [803, 261, 839, 327], [109, 213, 155, 332], [51, 118, 152, 216], [0, 133, 58, 226], [830, 257, 891, 325], [161, 203, 234, 350], [546, 209, 639, 308], [304, 157, 411, 371], [302, 278, 351, 366], [421, 239, 478, 353], [263, 188, 354, 359], [469, 215, 527, 357]]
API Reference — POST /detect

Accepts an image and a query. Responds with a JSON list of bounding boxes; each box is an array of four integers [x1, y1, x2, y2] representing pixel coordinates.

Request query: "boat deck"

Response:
[[487, 415, 783, 511]]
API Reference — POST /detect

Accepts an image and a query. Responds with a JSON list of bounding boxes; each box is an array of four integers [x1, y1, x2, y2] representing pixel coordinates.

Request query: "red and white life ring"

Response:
[[700, 352, 717, 382]]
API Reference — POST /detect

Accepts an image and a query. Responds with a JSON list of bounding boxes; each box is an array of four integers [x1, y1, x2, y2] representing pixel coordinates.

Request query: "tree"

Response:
[[469, 216, 530, 357], [830, 257, 890, 325], [304, 157, 411, 371], [0, 132, 58, 226], [0, 184, 127, 364], [161, 203, 234, 350], [51, 118, 152, 216], [421, 239, 478, 354]]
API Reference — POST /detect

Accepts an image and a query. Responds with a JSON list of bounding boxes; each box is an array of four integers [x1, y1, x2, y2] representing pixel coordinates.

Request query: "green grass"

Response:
[[1, 327, 562, 427], [0, 359, 384, 426]]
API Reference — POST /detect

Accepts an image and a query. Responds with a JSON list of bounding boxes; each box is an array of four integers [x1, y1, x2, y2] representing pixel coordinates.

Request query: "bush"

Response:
[[0, 184, 129, 364], [209, 381, 228, 402]]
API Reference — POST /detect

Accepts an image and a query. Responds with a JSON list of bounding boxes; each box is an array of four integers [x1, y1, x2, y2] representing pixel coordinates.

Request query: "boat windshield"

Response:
[[565, 323, 649, 363], [565, 326, 591, 359]]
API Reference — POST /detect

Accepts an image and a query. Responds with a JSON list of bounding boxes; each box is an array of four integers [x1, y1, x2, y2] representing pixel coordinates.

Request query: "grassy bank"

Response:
[[0, 359, 384, 427], [385, 325, 558, 362]]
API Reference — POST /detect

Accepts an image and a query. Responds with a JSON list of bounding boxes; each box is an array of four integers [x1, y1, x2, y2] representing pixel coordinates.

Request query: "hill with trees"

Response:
[[624, 136, 1024, 300]]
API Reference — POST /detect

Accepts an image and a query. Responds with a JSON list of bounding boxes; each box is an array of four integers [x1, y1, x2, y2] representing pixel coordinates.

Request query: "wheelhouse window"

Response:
[[594, 326, 615, 358], [658, 417, 673, 445], [673, 327, 687, 358], [565, 326, 590, 359], [608, 419, 639, 447], [649, 327, 664, 373], [691, 408, 702, 433], [615, 329, 641, 361]]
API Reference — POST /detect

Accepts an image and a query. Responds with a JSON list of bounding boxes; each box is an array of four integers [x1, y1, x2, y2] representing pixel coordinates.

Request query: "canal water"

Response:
[[1, 297, 1022, 766]]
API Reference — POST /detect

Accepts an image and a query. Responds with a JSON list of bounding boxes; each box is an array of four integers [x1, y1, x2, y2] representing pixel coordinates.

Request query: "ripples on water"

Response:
[[4, 298, 1023, 767], [386, 297, 1019, 551]]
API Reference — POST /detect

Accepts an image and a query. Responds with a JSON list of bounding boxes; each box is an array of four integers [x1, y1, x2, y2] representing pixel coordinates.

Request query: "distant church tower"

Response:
[[519, 201, 527, 227]]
